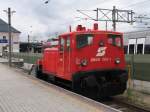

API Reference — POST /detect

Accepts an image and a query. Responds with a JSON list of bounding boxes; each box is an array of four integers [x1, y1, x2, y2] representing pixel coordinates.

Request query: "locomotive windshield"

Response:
[[76, 34, 93, 48], [108, 34, 122, 47]]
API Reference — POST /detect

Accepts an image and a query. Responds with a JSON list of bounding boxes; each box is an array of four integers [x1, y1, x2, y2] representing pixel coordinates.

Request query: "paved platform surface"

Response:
[[0, 58, 8, 62], [0, 64, 119, 112], [0, 57, 23, 63]]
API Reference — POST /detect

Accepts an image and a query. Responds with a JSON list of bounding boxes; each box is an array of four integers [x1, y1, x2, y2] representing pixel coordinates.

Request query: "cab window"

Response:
[[60, 38, 65, 51], [66, 37, 70, 51], [108, 34, 122, 47], [76, 34, 93, 48]]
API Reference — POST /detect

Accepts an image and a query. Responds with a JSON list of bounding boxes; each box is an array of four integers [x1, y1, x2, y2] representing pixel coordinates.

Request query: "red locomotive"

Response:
[[36, 23, 128, 98]]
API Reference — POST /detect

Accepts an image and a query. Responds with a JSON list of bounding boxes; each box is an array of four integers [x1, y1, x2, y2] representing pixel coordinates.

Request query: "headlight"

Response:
[[115, 58, 120, 64], [81, 59, 88, 66]]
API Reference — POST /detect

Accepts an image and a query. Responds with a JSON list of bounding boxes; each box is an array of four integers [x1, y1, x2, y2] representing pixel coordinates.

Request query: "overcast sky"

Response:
[[0, 0, 150, 42]]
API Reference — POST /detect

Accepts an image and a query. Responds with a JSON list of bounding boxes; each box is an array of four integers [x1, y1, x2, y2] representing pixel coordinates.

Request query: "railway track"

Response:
[[101, 98, 150, 112], [40, 76, 150, 111], [48, 80, 150, 112]]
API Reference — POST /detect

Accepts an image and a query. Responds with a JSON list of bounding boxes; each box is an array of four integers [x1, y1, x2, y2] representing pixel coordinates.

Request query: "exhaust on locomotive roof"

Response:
[[93, 23, 98, 30], [76, 23, 99, 31]]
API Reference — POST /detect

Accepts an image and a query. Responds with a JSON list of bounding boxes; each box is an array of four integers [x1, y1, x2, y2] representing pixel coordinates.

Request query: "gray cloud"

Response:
[[0, 0, 150, 41]]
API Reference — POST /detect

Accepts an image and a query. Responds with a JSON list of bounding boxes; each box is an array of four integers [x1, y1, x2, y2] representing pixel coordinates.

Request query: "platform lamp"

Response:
[[44, 0, 50, 4]]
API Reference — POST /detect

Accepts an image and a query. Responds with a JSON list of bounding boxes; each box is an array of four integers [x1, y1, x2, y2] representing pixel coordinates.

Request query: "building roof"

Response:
[[123, 30, 150, 45], [124, 29, 150, 34], [0, 18, 21, 33]]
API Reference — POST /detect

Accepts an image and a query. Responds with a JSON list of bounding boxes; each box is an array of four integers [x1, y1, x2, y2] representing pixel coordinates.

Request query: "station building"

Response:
[[0, 18, 21, 56], [124, 30, 150, 54]]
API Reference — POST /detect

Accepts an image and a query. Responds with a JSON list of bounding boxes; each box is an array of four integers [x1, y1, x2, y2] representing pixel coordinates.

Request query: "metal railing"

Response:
[[3, 52, 150, 81], [3, 52, 42, 64]]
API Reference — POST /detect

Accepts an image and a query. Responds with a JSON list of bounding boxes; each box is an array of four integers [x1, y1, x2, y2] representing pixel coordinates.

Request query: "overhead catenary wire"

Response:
[[117, 0, 150, 29], [122, 0, 150, 9]]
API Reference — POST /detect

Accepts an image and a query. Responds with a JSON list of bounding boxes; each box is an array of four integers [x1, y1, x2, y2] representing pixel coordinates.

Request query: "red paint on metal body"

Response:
[[38, 25, 126, 81]]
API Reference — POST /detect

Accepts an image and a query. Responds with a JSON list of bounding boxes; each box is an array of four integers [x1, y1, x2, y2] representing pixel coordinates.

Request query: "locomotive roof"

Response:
[[59, 30, 123, 37]]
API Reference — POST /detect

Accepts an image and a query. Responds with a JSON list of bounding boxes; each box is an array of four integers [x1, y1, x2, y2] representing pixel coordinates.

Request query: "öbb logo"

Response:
[[96, 47, 107, 57]]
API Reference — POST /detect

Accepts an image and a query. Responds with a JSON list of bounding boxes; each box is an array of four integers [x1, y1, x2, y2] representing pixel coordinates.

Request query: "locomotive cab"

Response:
[[72, 27, 127, 98]]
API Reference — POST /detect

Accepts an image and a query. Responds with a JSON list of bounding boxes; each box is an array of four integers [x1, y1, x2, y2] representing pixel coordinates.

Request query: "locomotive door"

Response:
[[57, 37, 65, 77], [58, 36, 71, 79], [64, 36, 71, 76]]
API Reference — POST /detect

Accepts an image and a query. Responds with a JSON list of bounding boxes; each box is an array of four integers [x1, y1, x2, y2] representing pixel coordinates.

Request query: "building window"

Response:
[[137, 44, 143, 54], [3, 36, 6, 40], [145, 45, 150, 54], [129, 44, 135, 54], [124, 46, 128, 54]]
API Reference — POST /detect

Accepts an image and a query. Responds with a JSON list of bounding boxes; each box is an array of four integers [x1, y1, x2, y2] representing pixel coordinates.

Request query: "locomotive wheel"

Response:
[[72, 75, 82, 94], [35, 65, 43, 79], [80, 76, 99, 99]]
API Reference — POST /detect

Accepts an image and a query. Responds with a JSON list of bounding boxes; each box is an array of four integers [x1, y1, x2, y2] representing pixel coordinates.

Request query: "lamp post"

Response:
[[44, 0, 50, 4], [3, 8, 16, 67]]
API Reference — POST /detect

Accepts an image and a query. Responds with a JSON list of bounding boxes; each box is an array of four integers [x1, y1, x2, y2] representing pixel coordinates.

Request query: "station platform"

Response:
[[0, 58, 8, 63], [0, 63, 120, 112]]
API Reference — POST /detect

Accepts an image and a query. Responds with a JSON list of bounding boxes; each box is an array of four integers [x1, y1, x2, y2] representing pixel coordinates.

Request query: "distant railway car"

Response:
[[36, 23, 128, 98]]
